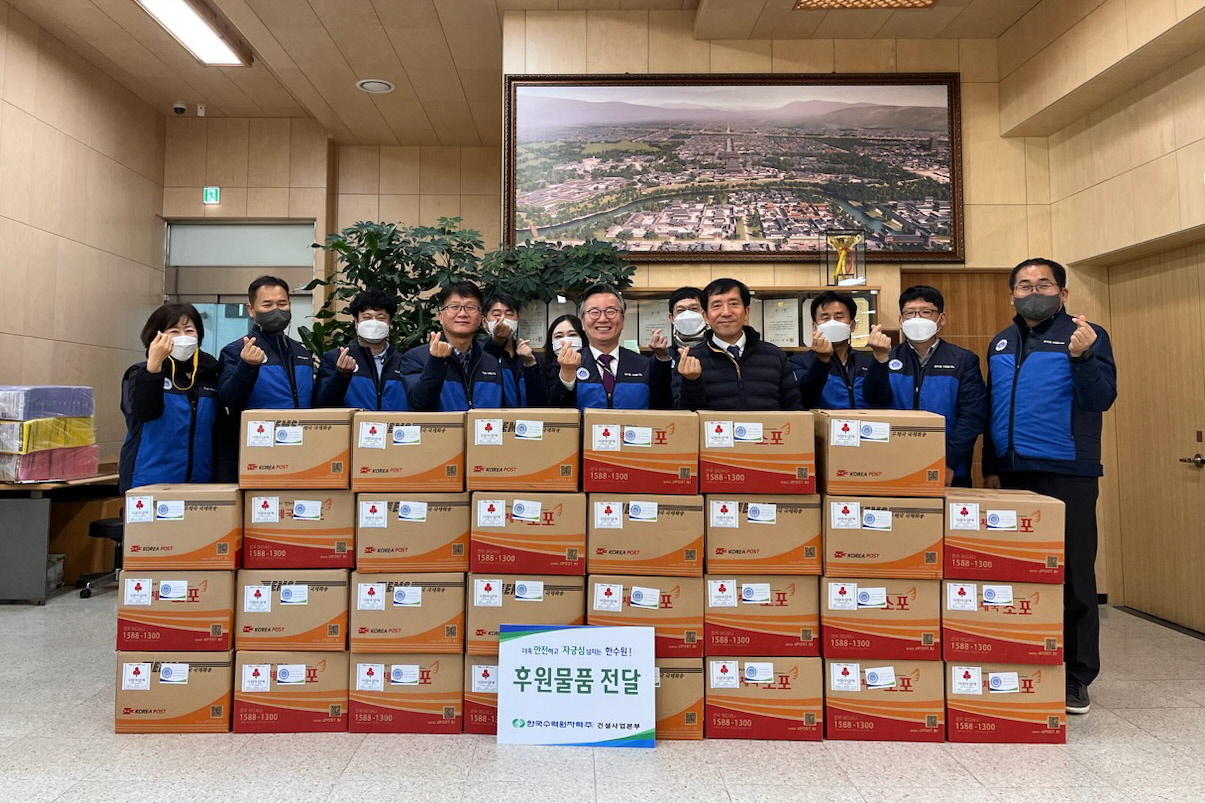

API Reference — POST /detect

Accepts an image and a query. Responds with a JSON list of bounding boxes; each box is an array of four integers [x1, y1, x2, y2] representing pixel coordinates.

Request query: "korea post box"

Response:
[[705, 495, 822, 575], [465, 409, 580, 491], [704, 575, 820, 657], [122, 484, 242, 570], [698, 411, 815, 494], [813, 410, 945, 497], [946, 662, 1066, 744], [233, 651, 348, 733], [117, 570, 235, 651], [115, 651, 233, 733], [824, 658, 944, 742], [348, 572, 464, 653], [942, 580, 1063, 665], [582, 410, 699, 494], [239, 409, 353, 489], [348, 653, 463, 734], [470, 492, 586, 575], [586, 575, 703, 657], [351, 411, 465, 492], [354, 493, 470, 573], [944, 490, 1065, 583], [587, 495, 703, 577], [243, 490, 355, 569], [705, 656, 823, 741]]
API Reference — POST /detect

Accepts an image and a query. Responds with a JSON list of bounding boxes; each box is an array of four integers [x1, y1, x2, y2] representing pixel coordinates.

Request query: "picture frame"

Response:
[[505, 73, 963, 262]]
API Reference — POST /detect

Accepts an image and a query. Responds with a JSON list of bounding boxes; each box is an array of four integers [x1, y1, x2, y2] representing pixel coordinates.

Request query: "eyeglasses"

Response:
[[584, 307, 623, 319], [1013, 281, 1059, 295], [901, 308, 940, 319], [440, 304, 481, 314]]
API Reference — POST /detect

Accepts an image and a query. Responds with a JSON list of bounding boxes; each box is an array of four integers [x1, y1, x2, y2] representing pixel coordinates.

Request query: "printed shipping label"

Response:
[[475, 418, 503, 446], [157, 579, 187, 602], [629, 586, 660, 610], [861, 509, 893, 531], [245, 421, 274, 448], [830, 419, 860, 447], [592, 424, 621, 452], [126, 496, 153, 524], [988, 672, 1020, 693], [864, 666, 896, 689], [859, 421, 891, 443], [593, 582, 623, 613], [123, 578, 153, 606], [953, 666, 982, 695], [710, 660, 740, 689], [828, 582, 858, 611], [275, 664, 306, 685], [250, 497, 279, 524], [856, 587, 887, 609], [593, 501, 624, 530], [985, 510, 1019, 531], [158, 663, 189, 685], [393, 425, 421, 446], [397, 501, 429, 523], [386, 664, 418, 686], [740, 583, 772, 605], [358, 422, 387, 449], [510, 500, 543, 524], [743, 662, 774, 683], [747, 503, 777, 525], [243, 585, 271, 613], [830, 502, 861, 529], [514, 580, 544, 602], [474, 579, 503, 607], [830, 662, 861, 692], [514, 420, 544, 441], [627, 501, 658, 523], [392, 586, 423, 607], [291, 500, 322, 521], [622, 426, 653, 448], [279, 584, 308, 605], [733, 422, 764, 443], [947, 583, 977, 612], [705, 421, 734, 449], [359, 501, 388, 529], [274, 426, 303, 446], [949, 503, 980, 531], [155, 500, 184, 521], [982, 585, 1014, 606]]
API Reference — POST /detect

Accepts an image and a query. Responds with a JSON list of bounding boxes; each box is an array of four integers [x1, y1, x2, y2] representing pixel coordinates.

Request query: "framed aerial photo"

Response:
[[505, 74, 963, 262]]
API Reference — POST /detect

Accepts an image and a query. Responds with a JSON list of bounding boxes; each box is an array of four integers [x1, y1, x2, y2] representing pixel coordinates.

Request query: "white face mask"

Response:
[[552, 336, 583, 354], [816, 320, 852, 344], [487, 318, 519, 338], [170, 335, 198, 362], [356, 319, 390, 343], [901, 317, 939, 342], [672, 310, 706, 338]]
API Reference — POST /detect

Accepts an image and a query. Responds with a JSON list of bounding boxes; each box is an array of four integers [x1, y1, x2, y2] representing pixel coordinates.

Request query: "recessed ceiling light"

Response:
[[794, 0, 934, 7], [356, 79, 395, 94], [135, 0, 250, 66]]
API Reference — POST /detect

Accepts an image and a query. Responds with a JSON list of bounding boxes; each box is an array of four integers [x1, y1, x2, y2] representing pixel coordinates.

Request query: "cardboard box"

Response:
[[656, 658, 704, 740], [351, 411, 465, 492], [243, 490, 355, 569], [813, 409, 945, 497], [470, 492, 586, 575], [704, 575, 819, 657], [348, 571, 464, 653], [117, 570, 235, 651], [823, 495, 943, 579], [234, 569, 349, 651], [122, 484, 241, 570], [587, 494, 703, 577], [465, 574, 585, 655], [824, 658, 945, 741], [705, 495, 822, 575], [942, 580, 1063, 664], [233, 650, 348, 733], [348, 653, 463, 733], [946, 661, 1066, 743], [465, 408, 580, 492], [944, 490, 1065, 583], [821, 578, 941, 660], [239, 409, 353, 489], [355, 493, 470, 573], [699, 411, 816, 494], [115, 651, 232, 733], [585, 575, 703, 657], [464, 654, 500, 734], [582, 410, 699, 494], [704, 656, 823, 740]]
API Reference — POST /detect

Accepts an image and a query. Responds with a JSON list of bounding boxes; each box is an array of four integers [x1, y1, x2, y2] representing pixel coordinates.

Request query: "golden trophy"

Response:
[[825, 229, 866, 286]]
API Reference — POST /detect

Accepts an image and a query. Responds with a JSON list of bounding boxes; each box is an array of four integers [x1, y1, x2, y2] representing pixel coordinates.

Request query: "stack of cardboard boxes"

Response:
[[696, 412, 824, 741], [815, 410, 949, 742], [113, 403, 1065, 744], [942, 489, 1067, 743]]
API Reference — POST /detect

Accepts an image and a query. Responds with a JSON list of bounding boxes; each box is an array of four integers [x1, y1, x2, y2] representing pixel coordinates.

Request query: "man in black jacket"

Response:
[[676, 278, 802, 411]]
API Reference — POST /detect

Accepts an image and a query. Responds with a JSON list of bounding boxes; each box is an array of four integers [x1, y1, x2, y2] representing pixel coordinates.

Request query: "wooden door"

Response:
[[1109, 245, 1205, 631]]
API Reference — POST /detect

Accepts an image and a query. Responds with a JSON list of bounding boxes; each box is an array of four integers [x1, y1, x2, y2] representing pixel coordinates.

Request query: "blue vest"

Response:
[[574, 348, 653, 410], [124, 371, 218, 489]]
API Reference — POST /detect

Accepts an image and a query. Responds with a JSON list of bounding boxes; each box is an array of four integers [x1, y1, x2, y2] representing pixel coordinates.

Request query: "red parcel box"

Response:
[[705, 656, 823, 741], [944, 489, 1065, 583], [942, 580, 1063, 664], [117, 570, 234, 651], [582, 410, 699, 494], [469, 492, 586, 575], [824, 658, 945, 742], [704, 575, 820, 656], [946, 661, 1066, 744], [698, 411, 815, 494], [233, 651, 348, 733], [348, 653, 463, 734]]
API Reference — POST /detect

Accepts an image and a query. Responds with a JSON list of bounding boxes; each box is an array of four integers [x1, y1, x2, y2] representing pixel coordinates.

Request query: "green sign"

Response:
[[202, 186, 221, 205]]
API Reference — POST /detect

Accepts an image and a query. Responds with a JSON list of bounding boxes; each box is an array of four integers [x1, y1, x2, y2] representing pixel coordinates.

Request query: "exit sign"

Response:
[[202, 186, 221, 205]]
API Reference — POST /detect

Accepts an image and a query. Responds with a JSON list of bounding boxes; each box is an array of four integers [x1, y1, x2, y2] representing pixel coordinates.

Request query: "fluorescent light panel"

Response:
[[135, 0, 247, 66]]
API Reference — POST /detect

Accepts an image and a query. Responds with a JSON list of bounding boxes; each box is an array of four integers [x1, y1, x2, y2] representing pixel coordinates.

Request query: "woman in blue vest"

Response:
[[315, 289, 408, 410], [119, 304, 225, 493]]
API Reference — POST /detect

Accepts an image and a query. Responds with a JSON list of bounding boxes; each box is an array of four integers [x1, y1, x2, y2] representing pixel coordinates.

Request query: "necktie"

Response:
[[727, 345, 741, 361], [598, 353, 616, 395]]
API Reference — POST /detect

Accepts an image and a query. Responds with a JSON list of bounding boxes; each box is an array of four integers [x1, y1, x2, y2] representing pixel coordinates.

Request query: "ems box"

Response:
[[704, 574, 820, 657], [587, 494, 704, 577], [813, 409, 945, 497], [348, 572, 464, 653], [239, 409, 353, 489], [117, 570, 235, 651], [943, 489, 1065, 583], [233, 651, 349, 733], [348, 653, 463, 733], [465, 574, 585, 655], [350, 411, 465, 492], [946, 661, 1066, 743], [469, 492, 587, 575], [115, 651, 233, 733], [942, 580, 1063, 664], [704, 495, 822, 575], [655, 658, 704, 740], [122, 484, 242, 571], [586, 575, 703, 657], [234, 569, 349, 651], [704, 656, 823, 741], [824, 658, 945, 742], [243, 490, 355, 569], [820, 578, 941, 660], [465, 408, 580, 491], [354, 492, 470, 573], [823, 495, 943, 579], [582, 410, 699, 494]]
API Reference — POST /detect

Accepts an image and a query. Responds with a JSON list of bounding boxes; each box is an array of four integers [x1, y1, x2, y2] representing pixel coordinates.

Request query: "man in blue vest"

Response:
[[792, 290, 890, 409], [314, 289, 408, 410], [863, 285, 987, 486], [219, 275, 314, 411], [548, 283, 672, 410], [983, 258, 1117, 716], [401, 281, 517, 411]]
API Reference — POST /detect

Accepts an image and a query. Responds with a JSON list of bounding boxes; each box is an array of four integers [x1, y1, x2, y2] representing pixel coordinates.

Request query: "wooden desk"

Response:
[[0, 474, 120, 603]]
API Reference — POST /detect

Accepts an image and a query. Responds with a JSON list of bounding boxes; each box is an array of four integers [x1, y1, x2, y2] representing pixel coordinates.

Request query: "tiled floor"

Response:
[[3, 595, 1204, 802]]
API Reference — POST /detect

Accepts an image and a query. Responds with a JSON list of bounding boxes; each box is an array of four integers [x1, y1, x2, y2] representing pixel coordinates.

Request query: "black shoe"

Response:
[[1066, 678, 1090, 714]]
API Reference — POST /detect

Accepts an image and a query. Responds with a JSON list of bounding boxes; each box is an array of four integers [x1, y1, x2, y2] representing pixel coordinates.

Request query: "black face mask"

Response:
[[254, 308, 292, 334], [1013, 293, 1062, 322]]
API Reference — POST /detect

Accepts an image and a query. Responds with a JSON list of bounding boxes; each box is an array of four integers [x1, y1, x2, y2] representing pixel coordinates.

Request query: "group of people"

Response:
[[119, 257, 1115, 716]]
